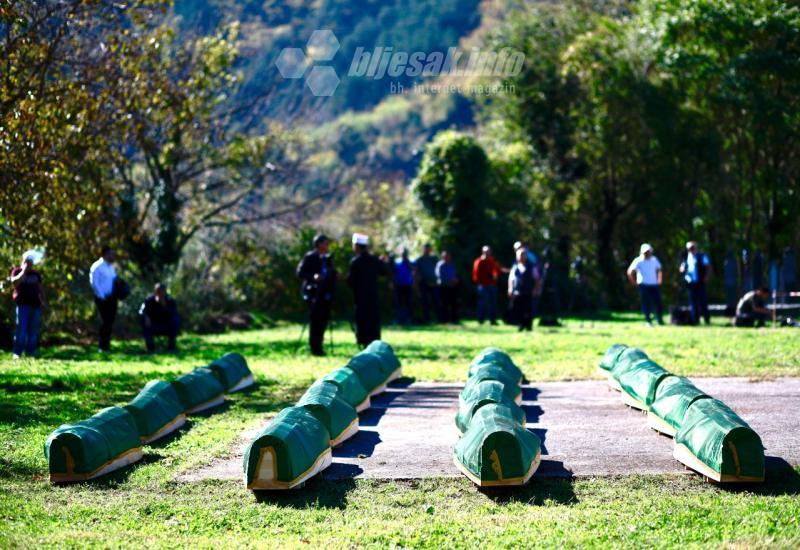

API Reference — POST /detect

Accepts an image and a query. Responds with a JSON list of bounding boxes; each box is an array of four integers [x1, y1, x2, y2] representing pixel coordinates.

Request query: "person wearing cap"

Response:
[[472, 245, 508, 325], [347, 233, 388, 346], [414, 243, 440, 323], [627, 243, 664, 326], [296, 234, 337, 356], [90, 246, 119, 352], [8, 252, 45, 358], [139, 283, 180, 353], [513, 241, 539, 268], [680, 241, 712, 325]]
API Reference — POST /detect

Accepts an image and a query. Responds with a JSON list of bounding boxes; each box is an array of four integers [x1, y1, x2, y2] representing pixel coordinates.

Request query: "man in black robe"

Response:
[[296, 234, 337, 356], [347, 233, 387, 347]]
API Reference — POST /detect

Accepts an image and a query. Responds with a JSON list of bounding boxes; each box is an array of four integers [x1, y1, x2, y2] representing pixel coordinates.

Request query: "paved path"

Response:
[[180, 377, 800, 482]]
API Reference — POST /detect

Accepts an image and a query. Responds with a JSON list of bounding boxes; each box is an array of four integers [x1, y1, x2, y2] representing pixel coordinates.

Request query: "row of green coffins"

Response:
[[243, 340, 402, 491], [453, 348, 541, 487], [45, 353, 253, 483], [599, 344, 764, 482]]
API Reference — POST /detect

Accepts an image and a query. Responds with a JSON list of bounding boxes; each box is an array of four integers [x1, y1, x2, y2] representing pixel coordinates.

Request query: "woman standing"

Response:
[[9, 252, 45, 359]]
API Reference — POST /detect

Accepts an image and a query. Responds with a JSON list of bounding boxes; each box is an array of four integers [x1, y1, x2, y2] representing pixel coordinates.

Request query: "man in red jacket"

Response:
[[472, 246, 508, 325]]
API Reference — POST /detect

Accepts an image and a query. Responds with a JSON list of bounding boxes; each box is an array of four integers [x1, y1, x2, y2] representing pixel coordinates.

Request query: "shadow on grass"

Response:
[[480, 475, 578, 505], [719, 457, 800, 496], [253, 478, 358, 509]]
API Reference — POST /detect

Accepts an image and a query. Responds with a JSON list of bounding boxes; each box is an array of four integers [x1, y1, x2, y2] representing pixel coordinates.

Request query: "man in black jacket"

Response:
[[347, 233, 387, 347], [139, 283, 180, 353], [296, 234, 337, 356]]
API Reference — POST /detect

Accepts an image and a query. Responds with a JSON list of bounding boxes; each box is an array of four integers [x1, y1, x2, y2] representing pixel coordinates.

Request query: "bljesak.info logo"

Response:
[[275, 29, 524, 97]]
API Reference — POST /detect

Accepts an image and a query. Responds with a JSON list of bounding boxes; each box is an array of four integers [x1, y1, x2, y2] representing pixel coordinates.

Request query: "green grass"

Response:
[[1, 316, 799, 548]]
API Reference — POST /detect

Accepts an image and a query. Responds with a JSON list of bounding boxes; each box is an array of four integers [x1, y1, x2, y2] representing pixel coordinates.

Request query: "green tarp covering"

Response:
[[649, 376, 710, 432], [208, 352, 253, 392], [461, 364, 522, 404], [45, 406, 141, 481], [676, 399, 764, 480], [172, 367, 225, 413], [599, 343, 628, 371], [346, 351, 393, 392], [610, 347, 650, 380], [617, 359, 670, 407], [364, 340, 401, 373], [298, 381, 358, 445], [456, 380, 525, 433], [322, 367, 370, 411], [468, 348, 523, 383], [243, 406, 331, 490], [454, 404, 541, 486], [124, 380, 185, 442]]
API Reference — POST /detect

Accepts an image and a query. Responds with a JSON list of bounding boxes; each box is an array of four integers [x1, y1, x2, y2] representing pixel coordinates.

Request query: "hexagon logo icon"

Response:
[[275, 47, 309, 79], [305, 66, 340, 97], [306, 29, 340, 61]]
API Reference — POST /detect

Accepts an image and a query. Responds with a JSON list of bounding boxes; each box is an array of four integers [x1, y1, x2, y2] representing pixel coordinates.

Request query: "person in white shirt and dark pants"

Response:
[[90, 247, 118, 352], [627, 243, 664, 326]]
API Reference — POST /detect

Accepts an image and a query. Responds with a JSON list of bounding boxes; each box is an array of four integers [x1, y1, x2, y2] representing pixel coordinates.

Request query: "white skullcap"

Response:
[[352, 233, 369, 246], [640, 243, 653, 255]]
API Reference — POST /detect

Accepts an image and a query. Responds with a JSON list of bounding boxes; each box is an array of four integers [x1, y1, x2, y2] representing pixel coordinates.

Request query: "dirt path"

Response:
[[179, 377, 800, 482]]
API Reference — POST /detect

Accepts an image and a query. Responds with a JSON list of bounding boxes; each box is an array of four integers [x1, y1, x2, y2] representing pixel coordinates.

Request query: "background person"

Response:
[[436, 251, 460, 323], [392, 249, 414, 325], [472, 245, 506, 325], [296, 234, 337, 356], [414, 244, 440, 323], [90, 246, 118, 353], [627, 243, 664, 326], [9, 252, 45, 359], [508, 247, 536, 331], [680, 241, 712, 325], [139, 283, 180, 353], [734, 287, 770, 327], [347, 233, 388, 346]]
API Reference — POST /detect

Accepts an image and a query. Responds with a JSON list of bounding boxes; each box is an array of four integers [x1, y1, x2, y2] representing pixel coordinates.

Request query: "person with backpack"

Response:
[[680, 241, 713, 325], [627, 243, 664, 326]]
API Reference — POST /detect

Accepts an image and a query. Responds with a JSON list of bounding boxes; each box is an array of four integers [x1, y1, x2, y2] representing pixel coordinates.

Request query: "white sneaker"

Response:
[[12, 354, 21, 360]]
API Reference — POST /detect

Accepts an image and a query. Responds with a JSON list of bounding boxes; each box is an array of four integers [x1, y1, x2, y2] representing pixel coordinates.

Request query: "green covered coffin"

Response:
[[674, 399, 764, 482], [364, 340, 402, 380], [456, 380, 525, 433], [616, 359, 671, 410], [647, 376, 710, 436], [124, 380, 186, 443], [243, 407, 332, 490], [172, 367, 226, 414], [453, 404, 541, 487], [346, 351, 394, 394], [208, 352, 253, 392], [599, 343, 628, 372], [298, 381, 359, 446], [45, 406, 142, 482], [608, 347, 650, 390], [322, 367, 371, 412], [460, 364, 522, 405], [468, 348, 523, 383]]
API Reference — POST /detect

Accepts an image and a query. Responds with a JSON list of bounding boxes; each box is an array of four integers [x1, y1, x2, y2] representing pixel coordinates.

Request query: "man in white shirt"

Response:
[[89, 246, 118, 352], [627, 243, 664, 326]]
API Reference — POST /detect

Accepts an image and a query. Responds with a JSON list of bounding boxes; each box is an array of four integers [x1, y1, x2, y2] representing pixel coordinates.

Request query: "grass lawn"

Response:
[[1, 315, 799, 547]]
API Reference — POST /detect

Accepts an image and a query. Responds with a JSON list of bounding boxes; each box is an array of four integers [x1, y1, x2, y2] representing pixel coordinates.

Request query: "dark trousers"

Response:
[[13, 305, 41, 356], [354, 302, 381, 347], [141, 315, 179, 352], [440, 285, 459, 323], [734, 314, 766, 328], [511, 294, 533, 330], [638, 285, 663, 324], [95, 297, 117, 351], [418, 282, 440, 323], [476, 285, 498, 324], [688, 282, 710, 324], [309, 299, 331, 354], [394, 284, 413, 325]]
